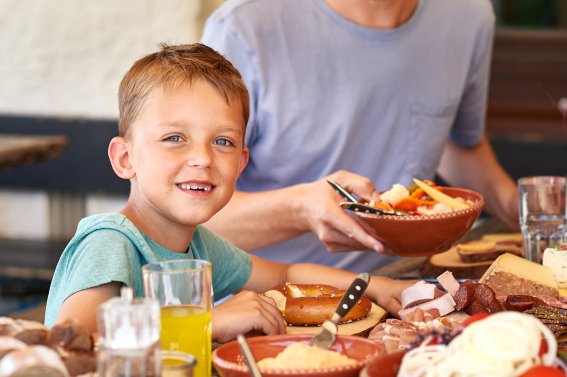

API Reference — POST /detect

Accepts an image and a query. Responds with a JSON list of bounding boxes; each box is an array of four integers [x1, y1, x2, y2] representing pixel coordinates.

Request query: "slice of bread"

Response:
[[481, 233, 523, 246], [421, 246, 492, 279], [456, 234, 524, 263]]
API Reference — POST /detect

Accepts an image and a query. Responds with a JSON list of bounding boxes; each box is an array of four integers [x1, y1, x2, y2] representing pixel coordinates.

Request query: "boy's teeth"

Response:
[[181, 184, 212, 191]]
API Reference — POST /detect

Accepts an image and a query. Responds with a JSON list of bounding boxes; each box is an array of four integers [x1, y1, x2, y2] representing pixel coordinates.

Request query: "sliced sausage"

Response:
[[454, 283, 475, 311], [475, 283, 503, 313]]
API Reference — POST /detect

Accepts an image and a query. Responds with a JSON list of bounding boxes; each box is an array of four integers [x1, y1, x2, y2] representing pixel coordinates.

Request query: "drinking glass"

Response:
[[97, 287, 161, 377], [518, 176, 567, 263], [143, 260, 213, 377], [161, 350, 197, 377]]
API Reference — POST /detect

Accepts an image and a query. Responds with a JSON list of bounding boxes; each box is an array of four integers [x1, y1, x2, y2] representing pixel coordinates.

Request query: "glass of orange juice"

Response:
[[142, 259, 212, 377]]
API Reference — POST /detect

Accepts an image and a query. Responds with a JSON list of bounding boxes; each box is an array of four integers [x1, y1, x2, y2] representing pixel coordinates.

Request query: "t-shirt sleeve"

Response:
[[56, 230, 141, 302], [191, 226, 252, 301]]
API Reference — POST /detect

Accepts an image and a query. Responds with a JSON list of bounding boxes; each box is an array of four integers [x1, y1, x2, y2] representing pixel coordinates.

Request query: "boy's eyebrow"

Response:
[[155, 122, 244, 135]]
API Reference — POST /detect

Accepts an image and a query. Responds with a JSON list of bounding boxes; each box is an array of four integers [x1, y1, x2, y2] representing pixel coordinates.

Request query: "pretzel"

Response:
[[264, 283, 372, 326]]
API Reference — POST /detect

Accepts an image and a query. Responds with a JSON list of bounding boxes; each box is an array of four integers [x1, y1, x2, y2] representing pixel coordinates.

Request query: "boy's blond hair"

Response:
[[118, 43, 249, 138]]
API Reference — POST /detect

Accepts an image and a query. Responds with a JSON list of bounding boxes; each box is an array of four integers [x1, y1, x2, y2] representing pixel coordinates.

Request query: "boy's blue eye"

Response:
[[165, 135, 182, 142], [214, 138, 233, 146]]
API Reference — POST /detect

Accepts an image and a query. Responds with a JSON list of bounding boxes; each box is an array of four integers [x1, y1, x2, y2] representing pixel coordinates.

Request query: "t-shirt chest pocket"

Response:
[[405, 97, 460, 180]]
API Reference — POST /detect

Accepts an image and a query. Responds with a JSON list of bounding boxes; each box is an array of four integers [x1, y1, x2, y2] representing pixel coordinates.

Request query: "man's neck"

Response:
[[325, 0, 418, 29]]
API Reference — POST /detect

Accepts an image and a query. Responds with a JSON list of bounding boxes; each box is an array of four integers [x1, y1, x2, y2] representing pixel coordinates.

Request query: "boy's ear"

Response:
[[238, 147, 249, 176], [108, 136, 135, 179]]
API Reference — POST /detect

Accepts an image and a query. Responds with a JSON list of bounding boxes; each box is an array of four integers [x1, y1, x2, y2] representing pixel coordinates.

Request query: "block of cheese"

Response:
[[543, 247, 567, 289], [479, 253, 559, 297]]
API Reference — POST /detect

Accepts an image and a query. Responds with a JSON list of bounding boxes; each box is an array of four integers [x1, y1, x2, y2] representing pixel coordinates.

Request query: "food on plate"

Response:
[[422, 247, 493, 279], [543, 245, 567, 288], [481, 232, 523, 245], [479, 253, 559, 297], [398, 292, 456, 321], [368, 309, 467, 354], [372, 180, 473, 216], [453, 280, 505, 315], [456, 239, 523, 263], [0, 317, 96, 377], [0, 337, 26, 359], [369, 273, 471, 354], [0, 345, 70, 377], [0, 317, 49, 345], [525, 306, 567, 338], [397, 311, 561, 377], [397, 274, 463, 321], [263, 283, 372, 326], [370, 266, 567, 359], [412, 178, 470, 211], [256, 343, 357, 370], [422, 234, 524, 279]]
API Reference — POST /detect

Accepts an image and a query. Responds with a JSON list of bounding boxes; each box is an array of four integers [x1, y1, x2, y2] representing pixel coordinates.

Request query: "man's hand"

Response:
[[298, 170, 384, 253], [212, 291, 287, 344]]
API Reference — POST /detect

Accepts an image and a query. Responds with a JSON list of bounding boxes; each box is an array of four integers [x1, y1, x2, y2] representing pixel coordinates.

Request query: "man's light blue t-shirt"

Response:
[[202, 0, 494, 272], [45, 213, 251, 327]]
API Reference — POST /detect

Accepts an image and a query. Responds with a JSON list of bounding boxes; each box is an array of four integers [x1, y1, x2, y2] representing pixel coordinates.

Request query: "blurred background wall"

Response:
[[0, 0, 222, 240]]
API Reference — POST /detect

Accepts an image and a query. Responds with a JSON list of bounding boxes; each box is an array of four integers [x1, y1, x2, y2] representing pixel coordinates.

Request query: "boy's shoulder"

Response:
[[76, 212, 136, 234], [69, 213, 146, 249]]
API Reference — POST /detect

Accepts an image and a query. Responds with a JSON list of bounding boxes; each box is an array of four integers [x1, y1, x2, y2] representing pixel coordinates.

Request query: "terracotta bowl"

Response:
[[359, 351, 404, 377], [354, 187, 484, 256], [212, 334, 384, 377]]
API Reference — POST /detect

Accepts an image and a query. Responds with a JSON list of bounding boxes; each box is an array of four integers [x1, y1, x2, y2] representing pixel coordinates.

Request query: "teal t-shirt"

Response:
[[45, 213, 252, 327]]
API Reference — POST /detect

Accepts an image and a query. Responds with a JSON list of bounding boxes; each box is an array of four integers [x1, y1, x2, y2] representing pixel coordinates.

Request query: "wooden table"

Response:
[[0, 134, 68, 169]]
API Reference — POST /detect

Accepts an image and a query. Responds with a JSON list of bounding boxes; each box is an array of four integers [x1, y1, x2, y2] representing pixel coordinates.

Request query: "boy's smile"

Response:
[[178, 180, 214, 194], [113, 79, 249, 250]]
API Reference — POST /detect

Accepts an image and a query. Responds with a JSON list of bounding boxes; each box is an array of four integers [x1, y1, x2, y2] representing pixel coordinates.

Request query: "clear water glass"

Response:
[[519, 176, 567, 263]]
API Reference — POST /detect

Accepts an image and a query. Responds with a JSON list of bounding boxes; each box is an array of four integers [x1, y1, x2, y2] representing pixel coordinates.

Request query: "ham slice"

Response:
[[401, 281, 437, 309], [399, 293, 456, 321], [437, 271, 461, 297]]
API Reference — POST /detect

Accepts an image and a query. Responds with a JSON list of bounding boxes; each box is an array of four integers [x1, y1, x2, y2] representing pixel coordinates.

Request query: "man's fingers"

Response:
[[332, 216, 383, 252]]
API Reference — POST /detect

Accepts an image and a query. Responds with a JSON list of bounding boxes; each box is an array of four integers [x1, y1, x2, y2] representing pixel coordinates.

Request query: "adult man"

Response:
[[201, 0, 518, 272]]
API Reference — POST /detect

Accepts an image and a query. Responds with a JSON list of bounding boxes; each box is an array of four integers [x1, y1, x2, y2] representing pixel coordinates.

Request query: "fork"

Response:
[[326, 179, 406, 216], [309, 273, 370, 349]]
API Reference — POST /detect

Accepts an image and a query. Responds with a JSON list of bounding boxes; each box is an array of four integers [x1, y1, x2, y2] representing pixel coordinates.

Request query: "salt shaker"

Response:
[[97, 287, 161, 377]]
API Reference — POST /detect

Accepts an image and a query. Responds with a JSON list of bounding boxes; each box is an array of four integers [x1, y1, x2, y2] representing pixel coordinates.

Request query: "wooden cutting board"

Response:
[[285, 303, 386, 336], [422, 233, 524, 279], [421, 246, 492, 279]]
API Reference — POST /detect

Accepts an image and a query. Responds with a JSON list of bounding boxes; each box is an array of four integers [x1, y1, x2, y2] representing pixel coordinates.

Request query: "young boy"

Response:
[[45, 43, 412, 342]]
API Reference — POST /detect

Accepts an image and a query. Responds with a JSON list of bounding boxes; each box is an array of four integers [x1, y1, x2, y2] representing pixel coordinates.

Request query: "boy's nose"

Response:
[[186, 144, 213, 167]]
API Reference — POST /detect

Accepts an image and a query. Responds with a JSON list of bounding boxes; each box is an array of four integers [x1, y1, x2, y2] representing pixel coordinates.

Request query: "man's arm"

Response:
[[205, 170, 384, 253], [438, 136, 519, 230]]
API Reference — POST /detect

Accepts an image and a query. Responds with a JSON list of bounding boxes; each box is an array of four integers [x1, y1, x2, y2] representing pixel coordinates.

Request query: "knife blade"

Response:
[[309, 273, 370, 349]]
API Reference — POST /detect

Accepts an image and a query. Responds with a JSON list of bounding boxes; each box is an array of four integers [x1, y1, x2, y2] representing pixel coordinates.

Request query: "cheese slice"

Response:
[[543, 247, 567, 288], [479, 253, 559, 297]]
